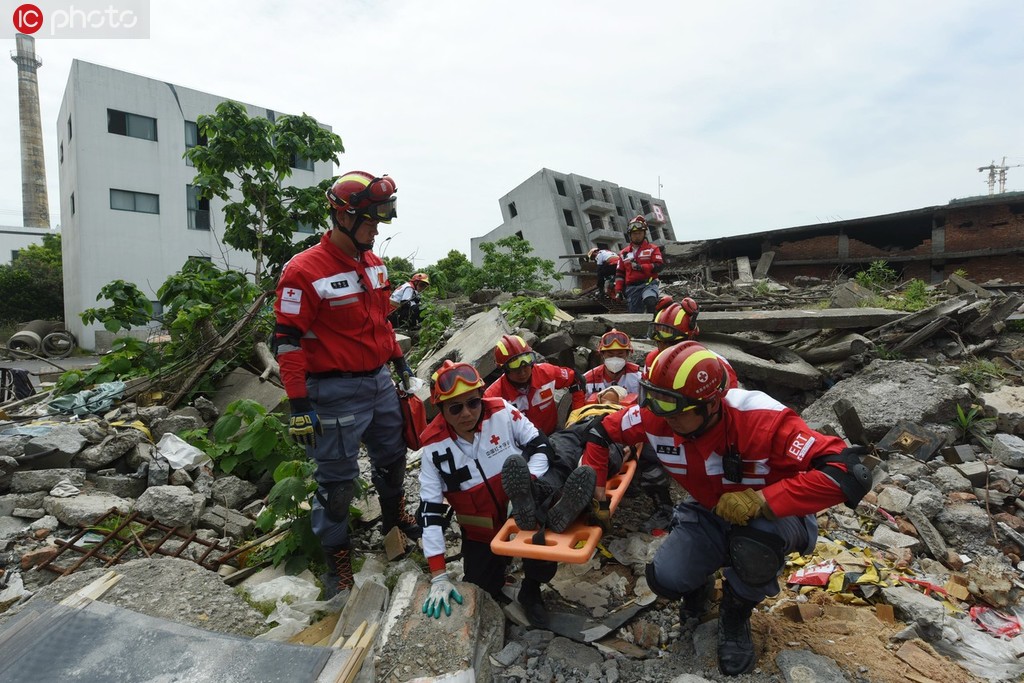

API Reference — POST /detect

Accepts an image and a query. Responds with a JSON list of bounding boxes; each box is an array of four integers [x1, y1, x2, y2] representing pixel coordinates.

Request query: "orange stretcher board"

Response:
[[489, 459, 636, 564]]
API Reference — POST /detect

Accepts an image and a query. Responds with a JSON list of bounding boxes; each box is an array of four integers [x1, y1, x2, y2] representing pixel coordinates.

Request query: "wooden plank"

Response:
[[865, 294, 975, 340], [896, 641, 941, 677], [288, 613, 341, 647], [752, 251, 775, 279], [892, 317, 950, 353]]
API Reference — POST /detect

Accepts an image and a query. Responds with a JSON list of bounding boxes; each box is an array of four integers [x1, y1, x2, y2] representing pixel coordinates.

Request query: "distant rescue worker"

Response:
[[483, 335, 585, 435], [614, 215, 664, 313], [586, 246, 620, 298], [418, 362, 596, 628], [274, 171, 420, 598], [389, 272, 430, 330], [583, 329, 642, 400], [580, 343, 870, 675]]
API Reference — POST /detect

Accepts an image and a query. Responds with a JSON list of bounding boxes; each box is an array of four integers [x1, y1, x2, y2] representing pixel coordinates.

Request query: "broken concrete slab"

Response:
[[73, 429, 145, 470], [905, 508, 950, 565], [992, 433, 1024, 469], [133, 486, 195, 527], [871, 526, 921, 552], [211, 367, 287, 417], [415, 307, 513, 383], [830, 280, 877, 309], [43, 492, 132, 527], [11, 468, 86, 493], [980, 385, 1024, 436], [776, 649, 851, 683], [22, 426, 90, 471], [211, 475, 258, 509], [700, 336, 822, 390], [90, 473, 147, 499], [199, 505, 255, 539], [876, 421, 946, 461]]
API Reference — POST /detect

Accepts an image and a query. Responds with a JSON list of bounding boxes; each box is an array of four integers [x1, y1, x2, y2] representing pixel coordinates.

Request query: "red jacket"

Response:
[[483, 363, 584, 435], [583, 363, 642, 397], [274, 232, 403, 399], [581, 389, 848, 518], [615, 240, 663, 292]]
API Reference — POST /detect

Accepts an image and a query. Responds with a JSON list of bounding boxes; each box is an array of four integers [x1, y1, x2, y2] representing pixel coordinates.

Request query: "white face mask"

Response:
[[603, 357, 626, 373]]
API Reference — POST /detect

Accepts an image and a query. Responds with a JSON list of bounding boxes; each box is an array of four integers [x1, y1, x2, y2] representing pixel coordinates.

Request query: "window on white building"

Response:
[[563, 209, 575, 227], [555, 179, 567, 196], [108, 109, 157, 141], [184, 121, 207, 166], [289, 153, 314, 171], [110, 188, 160, 214], [70, 193, 75, 215], [508, 202, 517, 218], [187, 185, 211, 230]]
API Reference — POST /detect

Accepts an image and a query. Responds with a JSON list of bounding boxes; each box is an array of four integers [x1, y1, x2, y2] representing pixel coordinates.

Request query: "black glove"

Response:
[[393, 357, 413, 392], [288, 398, 323, 447]]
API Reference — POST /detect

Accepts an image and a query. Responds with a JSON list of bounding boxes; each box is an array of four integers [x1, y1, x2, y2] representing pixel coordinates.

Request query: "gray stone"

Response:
[[25, 425, 91, 466], [905, 508, 949, 561], [881, 585, 947, 633], [191, 396, 219, 424], [875, 486, 912, 513], [133, 486, 195, 528], [492, 641, 525, 667], [93, 473, 147, 499], [953, 461, 993, 487], [11, 508, 44, 519], [930, 466, 973, 494], [193, 469, 214, 500], [148, 456, 170, 487], [77, 421, 109, 444], [669, 676, 716, 683], [469, 288, 501, 304], [10, 468, 86, 493], [151, 408, 206, 443], [545, 636, 603, 670], [44, 492, 132, 527], [980, 385, 1024, 435], [211, 475, 258, 509], [125, 442, 156, 470], [198, 505, 255, 539], [0, 436, 29, 459], [136, 405, 171, 425], [534, 331, 574, 359], [73, 429, 145, 470], [881, 454, 929, 479], [801, 360, 970, 442], [934, 504, 991, 541], [415, 308, 513, 389], [211, 368, 287, 416], [29, 514, 58, 532], [0, 515, 31, 541], [0, 491, 45, 516], [871, 525, 921, 551], [169, 468, 194, 487], [909, 489, 945, 519], [991, 433, 1024, 469], [776, 649, 850, 683]]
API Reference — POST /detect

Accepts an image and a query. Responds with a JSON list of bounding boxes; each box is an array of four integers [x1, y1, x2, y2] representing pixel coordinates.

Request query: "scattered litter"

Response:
[[155, 433, 212, 470], [788, 559, 837, 586], [48, 480, 80, 498], [970, 606, 1022, 638]]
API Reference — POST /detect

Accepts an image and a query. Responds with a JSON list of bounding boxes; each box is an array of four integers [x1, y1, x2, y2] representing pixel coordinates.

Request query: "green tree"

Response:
[[425, 249, 476, 297], [383, 256, 414, 286], [464, 235, 559, 293], [0, 233, 64, 324], [186, 100, 345, 285]]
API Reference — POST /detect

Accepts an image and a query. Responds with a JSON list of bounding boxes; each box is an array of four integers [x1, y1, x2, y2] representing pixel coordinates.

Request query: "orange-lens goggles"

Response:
[[638, 380, 701, 417], [434, 364, 481, 398], [505, 353, 536, 371], [601, 331, 630, 348]]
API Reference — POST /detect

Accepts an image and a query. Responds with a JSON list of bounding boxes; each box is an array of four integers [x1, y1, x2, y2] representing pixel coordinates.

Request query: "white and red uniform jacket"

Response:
[[643, 348, 741, 389], [614, 240, 663, 292], [594, 249, 620, 267], [581, 389, 849, 518], [484, 363, 584, 435], [419, 397, 547, 572], [583, 363, 642, 399], [274, 232, 402, 399]]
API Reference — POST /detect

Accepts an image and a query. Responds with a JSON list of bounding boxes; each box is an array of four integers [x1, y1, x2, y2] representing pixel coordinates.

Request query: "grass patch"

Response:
[[958, 358, 1003, 386]]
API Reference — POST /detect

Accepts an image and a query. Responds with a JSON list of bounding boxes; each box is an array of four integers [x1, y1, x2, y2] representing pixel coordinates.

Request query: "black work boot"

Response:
[[518, 578, 550, 629], [717, 585, 758, 676], [380, 493, 422, 540], [502, 455, 538, 530], [679, 577, 713, 624], [320, 545, 354, 600], [547, 466, 597, 533]]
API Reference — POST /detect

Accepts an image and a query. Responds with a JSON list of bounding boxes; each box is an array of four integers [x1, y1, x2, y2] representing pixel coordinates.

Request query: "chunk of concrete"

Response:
[[991, 433, 1024, 469], [133, 486, 195, 528], [872, 526, 921, 552], [876, 486, 912, 514], [11, 468, 86, 493], [199, 505, 256, 539], [211, 475, 258, 509], [150, 408, 206, 443], [92, 473, 148, 499], [880, 585, 947, 633], [211, 367, 288, 418], [776, 649, 851, 683], [44, 492, 132, 527], [415, 307, 513, 383], [73, 429, 144, 470], [24, 425, 91, 468], [981, 386, 1024, 435]]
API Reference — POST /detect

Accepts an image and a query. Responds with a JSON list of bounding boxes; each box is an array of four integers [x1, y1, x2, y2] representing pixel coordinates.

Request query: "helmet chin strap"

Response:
[[334, 212, 374, 252], [675, 401, 721, 439]]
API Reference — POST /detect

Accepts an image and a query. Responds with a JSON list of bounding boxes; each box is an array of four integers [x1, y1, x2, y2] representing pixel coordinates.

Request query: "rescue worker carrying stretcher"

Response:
[[580, 342, 871, 676]]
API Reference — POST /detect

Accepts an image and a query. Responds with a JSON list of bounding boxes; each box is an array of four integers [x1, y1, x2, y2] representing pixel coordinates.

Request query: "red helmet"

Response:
[[410, 273, 430, 286], [648, 298, 700, 343], [430, 360, 484, 404], [598, 329, 632, 352], [641, 342, 727, 416], [627, 215, 647, 233], [326, 171, 398, 223], [494, 334, 533, 367]]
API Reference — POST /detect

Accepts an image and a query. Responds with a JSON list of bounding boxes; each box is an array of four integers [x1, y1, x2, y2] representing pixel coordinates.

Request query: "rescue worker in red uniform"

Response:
[[583, 329, 642, 400], [586, 246, 620, 298], [580, 343, 870, 676], [483, 335, 585, 435], [643, 298, 739, 389], [614, 215, 664, 313], [274, 171, 420, 598], [417, 362, 595, 628]]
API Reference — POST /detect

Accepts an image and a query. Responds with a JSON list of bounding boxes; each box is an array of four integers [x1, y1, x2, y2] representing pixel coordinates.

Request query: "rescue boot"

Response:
[[517, 577, 550, 629], [502, 455, 538, 530], [717, 585, 759, 676], [679, 577, 713, 623], [320, 545, 354, 600], [547, 466, 597, 533], [380, 493, 422, 540]]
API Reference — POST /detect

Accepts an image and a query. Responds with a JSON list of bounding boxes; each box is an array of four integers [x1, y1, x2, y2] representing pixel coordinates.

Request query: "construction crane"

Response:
[[978, 156, 1024, 195]]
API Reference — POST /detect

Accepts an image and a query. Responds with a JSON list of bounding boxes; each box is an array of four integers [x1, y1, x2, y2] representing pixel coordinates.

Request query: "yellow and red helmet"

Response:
[[598, 329, 632, 352], [410, 273, 430, 287], [430, 361, 484, 404], [627, 215, 648, 233], [640, 342, 727, 416], [494, 334, 534, 368], [648, 298, 700, 343], [326, 171, 398, 223]]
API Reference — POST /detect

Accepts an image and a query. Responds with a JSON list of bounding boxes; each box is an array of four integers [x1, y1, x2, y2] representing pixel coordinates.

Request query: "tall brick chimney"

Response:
[[11, 33, 49, 228]]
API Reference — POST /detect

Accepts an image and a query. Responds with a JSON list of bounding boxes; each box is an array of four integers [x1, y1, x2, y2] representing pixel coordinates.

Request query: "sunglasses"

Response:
[[638, 379, 702, 417], [444, 397, 482, 415], [433, 364, 482, 400], [505, 353, 536, 371]]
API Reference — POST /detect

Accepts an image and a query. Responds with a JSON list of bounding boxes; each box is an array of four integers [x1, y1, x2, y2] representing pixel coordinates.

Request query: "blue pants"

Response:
[[625, 281, 659, 313], [307, 367, 407, 547], [649, 501, 817, 603]]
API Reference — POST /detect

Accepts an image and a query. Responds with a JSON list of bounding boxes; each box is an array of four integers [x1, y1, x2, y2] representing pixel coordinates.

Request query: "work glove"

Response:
[[590, 499, 611, 532], [631, 260, 642, 271], [288, 398, 323, 447], [422, 573, 463, 619], [713, 489, 767, 526], [612, 291, 623, 302], [393, 357, 413, 392]]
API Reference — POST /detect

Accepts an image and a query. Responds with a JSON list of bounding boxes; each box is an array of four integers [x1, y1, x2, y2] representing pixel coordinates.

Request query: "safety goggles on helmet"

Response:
[[599, 330, 631, 351], [505, 353, 537, 371], [432, 363, 484, 402], [638, 379, 703, 417], [647, 322, 687, 344], [356, 197, 397, 223], [443, 397, 482, 416]]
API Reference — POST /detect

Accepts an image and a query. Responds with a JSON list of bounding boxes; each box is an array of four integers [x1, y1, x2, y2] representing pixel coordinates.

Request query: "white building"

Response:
[[56, 60, 334, 350], [0, 225, 57, 265], [470, 169, 676, 291]]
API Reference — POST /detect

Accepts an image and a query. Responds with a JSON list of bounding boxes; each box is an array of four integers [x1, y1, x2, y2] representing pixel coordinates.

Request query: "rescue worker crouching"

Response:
[[389, 272, 430, 330], [580, 342, 871, 675], [417, 361, 596, 628], [586, 246, 620, 299]]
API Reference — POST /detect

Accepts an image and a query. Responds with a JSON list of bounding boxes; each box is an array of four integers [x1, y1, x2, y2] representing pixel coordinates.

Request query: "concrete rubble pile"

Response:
[[0, 273, 1022, 682]]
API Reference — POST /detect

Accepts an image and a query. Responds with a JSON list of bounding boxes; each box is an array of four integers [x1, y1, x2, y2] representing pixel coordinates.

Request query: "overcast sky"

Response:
[[2, 0, 1023, 271]]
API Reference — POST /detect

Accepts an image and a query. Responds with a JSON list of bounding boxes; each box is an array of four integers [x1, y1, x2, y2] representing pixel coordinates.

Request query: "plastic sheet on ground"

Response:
[[47, 381, 126, 416], [155, 433, 212, 470], [244, 575, 321, 605]]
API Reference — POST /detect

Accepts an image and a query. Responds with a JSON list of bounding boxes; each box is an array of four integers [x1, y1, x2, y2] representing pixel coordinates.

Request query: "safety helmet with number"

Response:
[[430, 360, 484, 404], [494, 334, 535, 368], [326, 171, 398, 223], [648, 298, 700, 343], [598, 329, 632, 352], [641, 342, 728, 417], [627, 215, 648, 233], [410, 273, 430, 287]]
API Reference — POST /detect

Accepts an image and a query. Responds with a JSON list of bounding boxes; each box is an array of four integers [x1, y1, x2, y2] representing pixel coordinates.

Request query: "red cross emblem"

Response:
[[286, 289, 295, 297], [490, 435, 500, 445], [511, 409, 522, 421]]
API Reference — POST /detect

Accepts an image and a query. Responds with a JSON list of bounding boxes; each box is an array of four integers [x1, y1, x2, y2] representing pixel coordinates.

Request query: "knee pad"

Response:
[[643, 297, 657, 314], [322, 480, 356, 523], [728, 526, 785, 586], [645, 562, 683, 601], [372, 456, 407, 496]]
